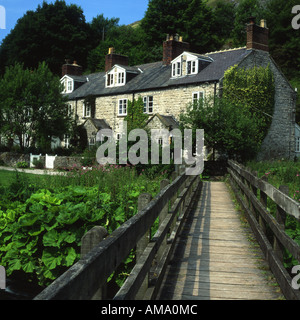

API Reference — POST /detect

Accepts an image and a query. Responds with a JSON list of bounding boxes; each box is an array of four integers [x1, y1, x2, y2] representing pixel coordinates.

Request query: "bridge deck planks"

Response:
[[157, 181, 283, 300]]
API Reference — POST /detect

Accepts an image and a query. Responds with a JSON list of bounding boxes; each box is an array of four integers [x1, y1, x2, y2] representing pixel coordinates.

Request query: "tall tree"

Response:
[[231, 0, 264, 46], [141, 0, 222, 53], [0, 62, 70, 151], [180, 96, 263, 162], [263, 0, 300, 79], [87, 25, 160, 72], [89, 14, 120, 42], [0, 0, 91, 75], [211, 0, 236, 46]]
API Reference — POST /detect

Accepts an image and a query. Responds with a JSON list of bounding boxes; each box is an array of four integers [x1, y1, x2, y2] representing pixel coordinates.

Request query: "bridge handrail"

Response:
[[34, 171, 201, 300], [228, 160, 300, 300]]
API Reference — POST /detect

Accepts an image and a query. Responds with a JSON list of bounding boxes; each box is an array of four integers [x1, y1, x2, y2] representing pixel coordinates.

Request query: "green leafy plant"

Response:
[[0, 164, 162, 290], [16, 161, 29, 169]]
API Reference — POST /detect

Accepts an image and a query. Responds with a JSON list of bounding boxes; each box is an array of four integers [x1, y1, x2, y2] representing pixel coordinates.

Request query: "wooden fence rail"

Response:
[[228, 160, 300, 300], [34, 169, 201, 300]]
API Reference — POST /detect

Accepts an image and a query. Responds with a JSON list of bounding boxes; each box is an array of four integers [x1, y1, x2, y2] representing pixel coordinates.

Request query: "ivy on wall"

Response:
[[222, 64, 275, 140]]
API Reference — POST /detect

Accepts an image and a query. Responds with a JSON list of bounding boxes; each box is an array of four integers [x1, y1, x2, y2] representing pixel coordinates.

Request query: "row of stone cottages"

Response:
[[3, 18, 299, 161], [60, 18, 299, 161]]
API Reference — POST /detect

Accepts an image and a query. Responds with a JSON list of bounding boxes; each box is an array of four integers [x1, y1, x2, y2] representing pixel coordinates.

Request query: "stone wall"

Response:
[[0, 152, 30, 167], [72, 82, 217, 137], [237, 49, 297, 160], [53, 156, 83, 170]]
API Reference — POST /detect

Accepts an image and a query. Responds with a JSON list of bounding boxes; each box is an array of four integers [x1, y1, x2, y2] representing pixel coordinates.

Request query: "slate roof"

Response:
[[83, 118, 111, 130], [66, 47, 252, 100], [146, 114, 180, 130]]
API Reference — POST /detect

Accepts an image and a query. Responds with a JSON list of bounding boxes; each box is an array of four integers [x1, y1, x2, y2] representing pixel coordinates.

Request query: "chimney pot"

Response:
[[249, 16, 256, 24], [260, 19, 267, 28]]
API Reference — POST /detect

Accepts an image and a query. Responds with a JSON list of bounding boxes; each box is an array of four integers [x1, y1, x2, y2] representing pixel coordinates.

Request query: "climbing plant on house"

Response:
[[124, 97, 149, 133], [222, 64, 275, 141]]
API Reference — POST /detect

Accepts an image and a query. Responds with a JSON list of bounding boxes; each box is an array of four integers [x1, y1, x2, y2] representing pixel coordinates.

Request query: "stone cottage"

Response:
[[61, 18, 297, 160]]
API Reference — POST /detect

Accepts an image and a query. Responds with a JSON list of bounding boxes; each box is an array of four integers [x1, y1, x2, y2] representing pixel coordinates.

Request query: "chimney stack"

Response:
[[62, 60, 83, 77], [246, 17, 269, 52], [163, 34, 190, 65], [105, 48, 129, 72]]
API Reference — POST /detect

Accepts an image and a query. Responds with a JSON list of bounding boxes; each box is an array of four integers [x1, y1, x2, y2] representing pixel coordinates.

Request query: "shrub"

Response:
[[32, 158, 44, 169], [16, 161, 29, 168]]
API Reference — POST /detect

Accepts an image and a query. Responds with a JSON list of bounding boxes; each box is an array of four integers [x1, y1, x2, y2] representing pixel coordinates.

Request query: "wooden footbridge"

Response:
[[34, 161, 300, 300]]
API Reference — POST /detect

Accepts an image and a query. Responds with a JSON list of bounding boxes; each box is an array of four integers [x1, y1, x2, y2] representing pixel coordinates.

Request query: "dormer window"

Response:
[[105, 65, 140, 88], [61, 76, 74, 93], [171, 52, 212, 79], [60, 74, 86, 93], [106, 66, 127, 88]]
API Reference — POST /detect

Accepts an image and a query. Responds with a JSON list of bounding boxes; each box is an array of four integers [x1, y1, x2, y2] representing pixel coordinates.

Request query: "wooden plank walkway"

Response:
[[157, 181, 283, 300]]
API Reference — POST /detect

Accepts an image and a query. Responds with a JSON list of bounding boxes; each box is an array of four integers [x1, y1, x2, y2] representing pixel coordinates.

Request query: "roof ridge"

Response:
[[205, 46, 247, 55]]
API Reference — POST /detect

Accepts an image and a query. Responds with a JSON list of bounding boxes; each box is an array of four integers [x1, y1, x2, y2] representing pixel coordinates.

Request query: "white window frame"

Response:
[[106, 71, 115, 87], [118, 72, 125, 85], [89, 137, 95, 146], [187, 60, 197, 75], [296, 137, 300, 152], [143, 96, 153, 114], [172, 63, 176, 77], [118, 99, 127, 116], [192, 91, 205, 104], [176, 61, 181, 76], [83, 103, 91, 118], [64, 134, 70, 149], [67, 79, 73, 92], [67, 104, 73, 117]]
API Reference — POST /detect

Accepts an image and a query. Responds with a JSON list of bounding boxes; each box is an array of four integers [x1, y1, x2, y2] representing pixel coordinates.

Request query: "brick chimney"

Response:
[[246, 17, 269, 52], [163, 34, 190, 65], [62, 60, 83, 77], [105, 48, 129, 72]]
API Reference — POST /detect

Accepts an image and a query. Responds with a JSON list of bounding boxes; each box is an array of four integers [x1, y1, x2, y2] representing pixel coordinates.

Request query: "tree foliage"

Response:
[[0, 0, 298, 83], [141, 0, 222, 53], [180, 96, 264, 162], [0, 0, 91, 75], [231, 0, 265, 47], [0, 62, 70, 151], [263, 0, 300, 79]]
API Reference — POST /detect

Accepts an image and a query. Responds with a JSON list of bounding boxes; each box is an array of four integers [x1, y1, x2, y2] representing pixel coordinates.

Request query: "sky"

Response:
[[0, 0, 149, 44]]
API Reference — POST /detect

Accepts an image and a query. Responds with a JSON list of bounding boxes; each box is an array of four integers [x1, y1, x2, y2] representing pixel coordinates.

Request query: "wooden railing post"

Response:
[[136, 193, 152, 299], [259, 176, 268, 235], [250, 171, 259, 220], [80, 226, 108, 300], [273, 185, 289, 262], [156, 179, 170, 262]]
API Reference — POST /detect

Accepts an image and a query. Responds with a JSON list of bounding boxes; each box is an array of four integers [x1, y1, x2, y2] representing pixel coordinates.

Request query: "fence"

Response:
[[228, 160, 300, 300], [34, 169, 201, 300]]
